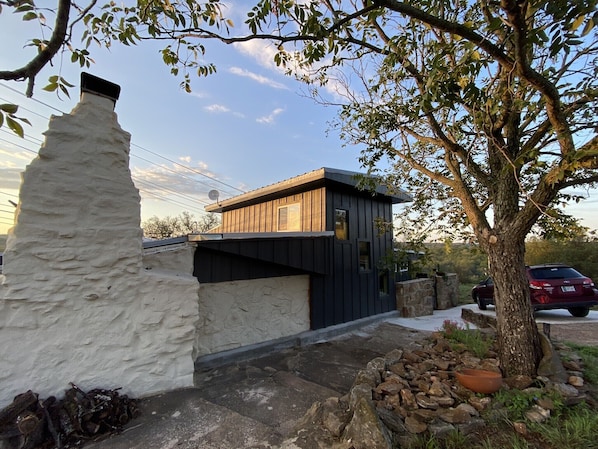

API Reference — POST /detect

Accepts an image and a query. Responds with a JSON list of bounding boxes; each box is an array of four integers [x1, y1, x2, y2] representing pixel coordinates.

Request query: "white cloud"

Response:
[[232, 40, 349, 101], [0, 168, 23, 190], [130, 159, 242, 200], [256, 108, 285, 124], [204, 104, 230, 113], [189, 91, 209, 99], [228, 66, 289, 90], [233, 41, 281, 72]]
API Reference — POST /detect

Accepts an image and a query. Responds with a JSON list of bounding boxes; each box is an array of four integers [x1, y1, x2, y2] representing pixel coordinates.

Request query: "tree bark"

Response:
[[487, 237, 542, 377]]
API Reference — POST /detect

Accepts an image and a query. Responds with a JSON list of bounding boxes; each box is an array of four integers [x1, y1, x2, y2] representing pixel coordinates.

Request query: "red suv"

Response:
[[471, 264, 598, 317]]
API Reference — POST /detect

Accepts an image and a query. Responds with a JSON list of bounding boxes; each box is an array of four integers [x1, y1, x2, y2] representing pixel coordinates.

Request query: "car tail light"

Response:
[[529, 281, 549, 290], [583, 280, 594, 287]]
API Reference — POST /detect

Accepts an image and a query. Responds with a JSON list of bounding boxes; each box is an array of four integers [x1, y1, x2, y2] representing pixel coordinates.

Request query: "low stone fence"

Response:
[[395, 274, 459, 318]]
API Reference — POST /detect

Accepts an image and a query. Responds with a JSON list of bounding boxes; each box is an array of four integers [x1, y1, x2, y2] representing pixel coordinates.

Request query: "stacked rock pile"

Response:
[[283, 331, 591, 449]]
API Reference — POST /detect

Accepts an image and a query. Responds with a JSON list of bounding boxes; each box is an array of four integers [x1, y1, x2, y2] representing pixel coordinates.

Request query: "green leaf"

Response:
[[6, 116, 24, 138], [0, 104, 18, 114], [22, 11, 37, 21]]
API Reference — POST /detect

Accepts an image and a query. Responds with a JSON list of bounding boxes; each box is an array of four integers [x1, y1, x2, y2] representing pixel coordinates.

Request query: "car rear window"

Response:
[[529, 266, 584, 280]]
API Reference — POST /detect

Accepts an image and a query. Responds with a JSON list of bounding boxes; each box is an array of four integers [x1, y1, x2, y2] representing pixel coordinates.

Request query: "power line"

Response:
[[0, 191, 18, 199], [131, 142, 245, 195], [130, 152, 238, 199], [0, 135, 39, 155], [0, 82, 247, 197], [132, 176, 211, 207]]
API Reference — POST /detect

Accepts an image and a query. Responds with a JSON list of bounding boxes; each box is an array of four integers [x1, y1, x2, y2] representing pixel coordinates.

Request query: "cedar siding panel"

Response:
[[218, 188, 325, 233]]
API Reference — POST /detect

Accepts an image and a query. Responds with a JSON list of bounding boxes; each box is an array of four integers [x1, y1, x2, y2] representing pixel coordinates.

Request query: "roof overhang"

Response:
[[205, 167, 412, 213]]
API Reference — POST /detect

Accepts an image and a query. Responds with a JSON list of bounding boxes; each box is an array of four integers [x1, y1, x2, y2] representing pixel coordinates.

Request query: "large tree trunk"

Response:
[[487, 237, 543, 377]]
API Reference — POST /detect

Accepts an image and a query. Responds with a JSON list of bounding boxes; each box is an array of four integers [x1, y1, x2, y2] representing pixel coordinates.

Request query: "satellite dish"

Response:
[[208, 190, 220, 202]]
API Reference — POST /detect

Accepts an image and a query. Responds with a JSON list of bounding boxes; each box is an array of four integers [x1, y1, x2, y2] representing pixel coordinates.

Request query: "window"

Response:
[[359, 241, 371, 271], [335, 209, 349, 240], [277, 203, 301, 231], [379, 270, 390, 296]]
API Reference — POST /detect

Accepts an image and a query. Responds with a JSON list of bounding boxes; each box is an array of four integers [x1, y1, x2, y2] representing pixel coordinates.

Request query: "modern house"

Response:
[[193, 167, 412, 330]]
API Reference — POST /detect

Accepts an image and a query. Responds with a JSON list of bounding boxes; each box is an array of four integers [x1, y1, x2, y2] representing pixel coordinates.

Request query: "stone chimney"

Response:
[[2, 73, 142, 301], [0, 74, 198, 406]]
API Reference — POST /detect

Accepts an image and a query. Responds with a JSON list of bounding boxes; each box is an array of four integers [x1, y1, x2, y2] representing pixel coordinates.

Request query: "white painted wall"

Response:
[[0, 92, 199, 408], [195, 275, 311, 358]]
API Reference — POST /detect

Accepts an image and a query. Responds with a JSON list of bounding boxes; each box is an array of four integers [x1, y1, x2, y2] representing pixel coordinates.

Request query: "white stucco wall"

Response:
[[195, 275, 310, 358], [0, 92, 199, 408]]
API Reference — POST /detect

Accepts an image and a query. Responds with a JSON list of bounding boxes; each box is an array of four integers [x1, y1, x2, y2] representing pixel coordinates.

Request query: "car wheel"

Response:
[[568, 307, 590, 318], [475, 294, 487, 311]]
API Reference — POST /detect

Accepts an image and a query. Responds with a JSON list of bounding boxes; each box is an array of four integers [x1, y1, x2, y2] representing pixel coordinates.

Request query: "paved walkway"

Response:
[[84, 304, 598, 449]]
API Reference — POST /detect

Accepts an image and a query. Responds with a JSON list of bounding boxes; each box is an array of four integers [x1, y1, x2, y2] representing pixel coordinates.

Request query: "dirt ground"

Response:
[[547, 323, 598, 346]]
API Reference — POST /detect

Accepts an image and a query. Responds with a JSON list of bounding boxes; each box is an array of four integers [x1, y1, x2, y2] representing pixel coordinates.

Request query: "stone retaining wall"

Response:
[[395, 274, 459, 318], [194, 275, 310, 359]]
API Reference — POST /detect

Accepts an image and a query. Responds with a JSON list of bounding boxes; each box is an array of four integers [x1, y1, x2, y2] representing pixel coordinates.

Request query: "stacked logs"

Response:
[[0, 384, 139, 449]]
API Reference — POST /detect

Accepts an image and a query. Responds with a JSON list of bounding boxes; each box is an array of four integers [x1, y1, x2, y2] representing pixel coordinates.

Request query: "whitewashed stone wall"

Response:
[[195, 275, 310, 358], [0, 92, 199, 408]]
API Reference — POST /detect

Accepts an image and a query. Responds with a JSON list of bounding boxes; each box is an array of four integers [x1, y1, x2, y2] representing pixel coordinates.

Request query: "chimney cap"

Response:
[[80, 72, 121, 103]]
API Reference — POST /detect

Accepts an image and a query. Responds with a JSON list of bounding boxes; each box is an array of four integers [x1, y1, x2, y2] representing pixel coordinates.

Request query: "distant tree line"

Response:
[[142, 212, 220, 240], [410, 237, 598, 285]]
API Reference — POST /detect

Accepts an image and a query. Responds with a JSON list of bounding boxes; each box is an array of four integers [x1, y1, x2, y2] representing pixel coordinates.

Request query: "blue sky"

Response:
[[1, 6, 597, 236], [0, 7, 367, 234]]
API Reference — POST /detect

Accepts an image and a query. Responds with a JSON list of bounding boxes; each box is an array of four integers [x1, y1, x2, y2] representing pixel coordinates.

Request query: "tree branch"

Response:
[[0, 0, 71, 96]]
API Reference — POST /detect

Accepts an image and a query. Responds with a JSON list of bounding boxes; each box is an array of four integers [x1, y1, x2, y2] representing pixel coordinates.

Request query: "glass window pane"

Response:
[[278, 203, 301, 231], [335, 209, 348, 240], [359, 241, 370, 271]]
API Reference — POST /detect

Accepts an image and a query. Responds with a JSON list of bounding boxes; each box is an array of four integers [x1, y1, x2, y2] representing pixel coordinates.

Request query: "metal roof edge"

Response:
[[188, 231, 335, 241], [205, 167, 411, 212]]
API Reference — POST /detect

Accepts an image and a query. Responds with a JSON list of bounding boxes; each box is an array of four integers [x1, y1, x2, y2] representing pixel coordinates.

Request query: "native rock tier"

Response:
[[283, 332, 590, 449]]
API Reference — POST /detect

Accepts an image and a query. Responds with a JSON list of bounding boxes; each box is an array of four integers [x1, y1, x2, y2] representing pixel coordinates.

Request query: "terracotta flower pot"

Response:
[[455, 368, 503, 394]]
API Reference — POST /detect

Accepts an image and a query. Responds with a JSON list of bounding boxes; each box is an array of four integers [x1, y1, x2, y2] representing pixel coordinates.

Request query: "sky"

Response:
[[1, 5, 597, 236]]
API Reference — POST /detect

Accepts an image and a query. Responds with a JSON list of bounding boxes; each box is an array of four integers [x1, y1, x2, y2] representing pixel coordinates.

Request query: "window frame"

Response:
[[334, 208, 349, 240], [277, 202, 302, 232], [358, 240, 372, 272]]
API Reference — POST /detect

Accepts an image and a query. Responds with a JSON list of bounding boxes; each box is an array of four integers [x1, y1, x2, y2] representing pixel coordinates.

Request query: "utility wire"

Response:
[[0, 82, 247, 196]]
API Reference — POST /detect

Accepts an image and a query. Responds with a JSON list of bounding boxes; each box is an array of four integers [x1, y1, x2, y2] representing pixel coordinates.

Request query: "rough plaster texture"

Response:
[[0, 93, 199, 408], [195, 275, 310, 358], [142, 245, 195, 274]]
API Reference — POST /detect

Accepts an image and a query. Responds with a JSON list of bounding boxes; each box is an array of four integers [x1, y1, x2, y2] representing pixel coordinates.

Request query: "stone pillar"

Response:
[[434, 274, 459, 310]]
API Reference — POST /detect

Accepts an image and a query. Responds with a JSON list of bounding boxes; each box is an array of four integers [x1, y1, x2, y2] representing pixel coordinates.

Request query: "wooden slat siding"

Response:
[[218, 188, 326, 233]]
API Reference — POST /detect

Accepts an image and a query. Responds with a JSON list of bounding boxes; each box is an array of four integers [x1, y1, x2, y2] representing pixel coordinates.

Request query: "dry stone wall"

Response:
[[395, 274, 459, 317]]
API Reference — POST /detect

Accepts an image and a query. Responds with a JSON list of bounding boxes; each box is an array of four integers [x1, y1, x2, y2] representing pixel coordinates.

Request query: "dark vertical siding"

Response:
[[205, 181, 397, 330], [312, 185, 396, 329]]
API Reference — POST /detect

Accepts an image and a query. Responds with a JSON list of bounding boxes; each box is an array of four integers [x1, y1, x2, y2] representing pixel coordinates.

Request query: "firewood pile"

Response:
[[0, 384, 139, 449]]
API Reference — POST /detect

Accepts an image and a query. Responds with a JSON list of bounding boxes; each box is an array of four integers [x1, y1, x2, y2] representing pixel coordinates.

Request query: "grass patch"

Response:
[[563, 343, 598, 384], [458, 283, 476, 305], [439, 319, 492, 358], [529, 404, 598, 449]]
